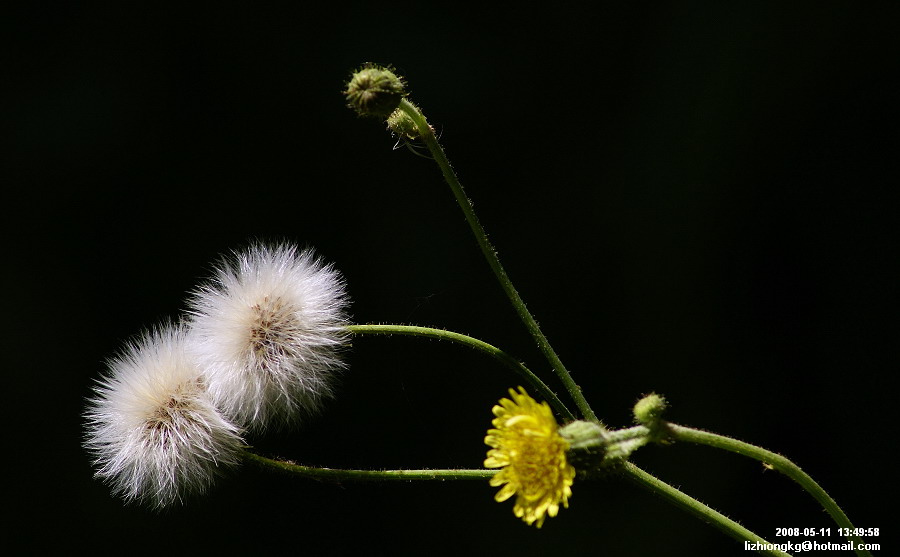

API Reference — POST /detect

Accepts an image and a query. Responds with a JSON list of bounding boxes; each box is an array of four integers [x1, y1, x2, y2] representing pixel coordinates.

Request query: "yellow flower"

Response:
[[484, 387, 575, 527]]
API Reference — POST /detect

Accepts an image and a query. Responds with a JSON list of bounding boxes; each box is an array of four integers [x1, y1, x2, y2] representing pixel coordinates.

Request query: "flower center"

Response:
[[248, 295, 295, 358], [143, 380, 202, 435]]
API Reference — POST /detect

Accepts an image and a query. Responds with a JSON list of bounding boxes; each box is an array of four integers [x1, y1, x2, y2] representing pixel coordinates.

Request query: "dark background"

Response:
[[9, 3, 894, 555]]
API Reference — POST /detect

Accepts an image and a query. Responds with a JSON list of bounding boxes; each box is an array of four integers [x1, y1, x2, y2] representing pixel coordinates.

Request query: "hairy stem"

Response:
[[623, 463, 792, 556], [347, 323, 575, 421], [665, 423, 872, 557], [246, 451, 788, 555], [397, 99, 597, 422], [243, 450, 496, 481]]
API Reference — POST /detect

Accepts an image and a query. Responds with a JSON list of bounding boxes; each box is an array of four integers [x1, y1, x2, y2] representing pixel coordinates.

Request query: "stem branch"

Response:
[[247, 451, 788, 555], [347, 324, 574, 421], [666, 423, 871, 557], [397, 99, 597, 422], [623, 462, 792, 557]]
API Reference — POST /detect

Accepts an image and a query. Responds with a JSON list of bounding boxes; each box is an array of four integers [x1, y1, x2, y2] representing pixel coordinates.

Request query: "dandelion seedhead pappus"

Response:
[[187, 244, 350, 431], [84, 325, 244, 509]]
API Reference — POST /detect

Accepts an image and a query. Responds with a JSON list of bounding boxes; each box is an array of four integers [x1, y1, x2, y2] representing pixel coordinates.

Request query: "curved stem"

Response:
[[623, 463, 792, 557], [665, 423, 872, 557], [397, 99, 597, 423], [243, 450, 496, 481], [347, 324, 575, 421]]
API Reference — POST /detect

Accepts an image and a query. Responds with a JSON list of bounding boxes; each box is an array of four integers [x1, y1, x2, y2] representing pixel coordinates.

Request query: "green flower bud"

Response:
[[386, 106, 420, 139], [633, 393, 668, 426], [344, 63, 406, 119]]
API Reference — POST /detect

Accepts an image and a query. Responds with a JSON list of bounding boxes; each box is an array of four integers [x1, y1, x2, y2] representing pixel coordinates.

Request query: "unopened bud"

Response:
[[345, 63, 406, 119], [387, 105, 420, 139], [633, 393, 668, 425]]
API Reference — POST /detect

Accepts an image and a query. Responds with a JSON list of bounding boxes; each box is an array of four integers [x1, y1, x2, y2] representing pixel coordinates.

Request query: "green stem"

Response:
[[247, 430, 784, 554], [247, 451, 783, 554], [397, 99, 597, 423], [243, 450, 496, 481], [623, 462, 792, 557], [347, 324, 575, 421], [666, 423, 872, 557]]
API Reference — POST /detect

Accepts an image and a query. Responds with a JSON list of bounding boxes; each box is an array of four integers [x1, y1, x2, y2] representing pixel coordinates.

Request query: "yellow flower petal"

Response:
[[483, 387, 575, 528]]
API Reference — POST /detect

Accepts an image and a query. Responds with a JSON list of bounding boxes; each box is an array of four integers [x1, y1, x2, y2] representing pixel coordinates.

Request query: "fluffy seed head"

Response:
[[187, 244, 350, 430], [84, 325, 244, 509]]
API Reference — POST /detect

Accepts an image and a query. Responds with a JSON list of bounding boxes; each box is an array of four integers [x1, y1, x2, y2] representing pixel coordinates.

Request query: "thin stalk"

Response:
[[397, 99, 597, 422], [666, 423, 872, 557], [623, 462, 792, 557], [244, 450, 496, 481], [247, 429, 786, 553], [347, 323, 574, 421], [247, 451, 785, 554]]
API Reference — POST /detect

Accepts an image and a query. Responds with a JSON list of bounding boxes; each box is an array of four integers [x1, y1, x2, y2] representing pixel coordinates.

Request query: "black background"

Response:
[[9, 3, 894, 556]]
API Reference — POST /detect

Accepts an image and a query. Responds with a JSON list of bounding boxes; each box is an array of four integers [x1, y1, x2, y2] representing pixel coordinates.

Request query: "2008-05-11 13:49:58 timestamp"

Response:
[[775, 528, 880, 537]]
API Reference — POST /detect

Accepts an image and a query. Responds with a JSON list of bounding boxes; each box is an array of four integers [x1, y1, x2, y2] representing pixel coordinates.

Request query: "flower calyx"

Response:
[[559, 419, 655, 475]]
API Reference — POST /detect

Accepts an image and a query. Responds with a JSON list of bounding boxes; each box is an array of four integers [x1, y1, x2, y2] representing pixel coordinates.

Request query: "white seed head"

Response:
[[84, 325, 244, 509], [187, 244, 350, 430]]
